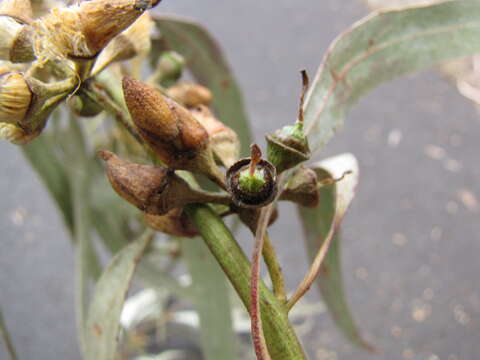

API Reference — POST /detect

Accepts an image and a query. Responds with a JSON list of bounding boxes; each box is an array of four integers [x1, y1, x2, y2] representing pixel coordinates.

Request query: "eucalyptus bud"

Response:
[[266, 70, 311, 173], [68, 92, 103, 117], [34, 0, 150, 60], [190, 105, 240, 168], [151, 51, 185, 86], [99, 151, 231, 215], [226, 144, 277, 209], [280, 166, 319, 208], [91, 12, 154, 76], [0, 72, 33, 124], [144, 208, 197, 238], [122, 77, 226, 189], [166, 83, 213, 108], [0, 15, 35, 63], [236, 206, 279, 234], [0, 122, 38, 144]]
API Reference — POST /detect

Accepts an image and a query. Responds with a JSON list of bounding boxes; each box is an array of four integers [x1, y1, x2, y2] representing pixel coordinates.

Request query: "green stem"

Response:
[[185, 204, 307, 360], [263, 232, 287, 303], [0, 309, 18, 360]]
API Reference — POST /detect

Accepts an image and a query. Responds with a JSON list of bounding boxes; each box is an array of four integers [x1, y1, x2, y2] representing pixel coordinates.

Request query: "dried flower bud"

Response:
[[91, 12, 153, 76], [226, 144, 277, 209], [34, 0, 150, 60], [0, 16, 35, 62], [0, 0, 33, 23], [166, 83, 213, 108], [280, 167, 319, 208], [0, 72, 32, 124], [99, 151, 230, 215], [144, 208, 197, 238], [190, 105, 239, 168], [122, 77, 225, 188]]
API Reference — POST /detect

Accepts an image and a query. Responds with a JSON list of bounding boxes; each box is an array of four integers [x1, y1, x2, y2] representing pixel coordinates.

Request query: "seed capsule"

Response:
[[166, 83, 213, 108], [280, 166, 319, 208], [144, 208, 197, 238], [0, 72, 32, 124], [266, 70, 311, 173], [190, 105, 239, 168], [122, 76, 225, 188], [226, 144, 277, 209]]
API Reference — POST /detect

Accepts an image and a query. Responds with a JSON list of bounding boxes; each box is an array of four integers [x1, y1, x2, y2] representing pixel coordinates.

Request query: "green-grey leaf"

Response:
[[84, 230, 153, 360], [298, 154, 372, 350], [22, 134, 74, 231], [304, 0, 480, 152], [0, 308, 18, 360], [153, 15, 252, 156], [182, 237, 238, 360]]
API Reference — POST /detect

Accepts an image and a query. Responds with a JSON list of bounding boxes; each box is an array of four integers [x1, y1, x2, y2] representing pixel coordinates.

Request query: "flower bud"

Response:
[[122, 76, 225, 188], [34, 0, 150, 60], [0, 72, 33, 124], [166, 83, 213, 108], [91, 12, 154, 76], [99, 151, 229, 215], [280, 166, 319, 208], [151, 51, 185, 86], [0, 122, 38, 144], [68, 92, 103, 117], [144, 208, 197, 238], [190, 105, 240, 168], [226, 144, 277, 209], [0, 16, 35, 63], [236, 206, 279, 234]]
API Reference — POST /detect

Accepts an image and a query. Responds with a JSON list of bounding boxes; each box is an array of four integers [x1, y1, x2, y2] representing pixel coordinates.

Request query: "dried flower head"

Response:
[[33, 0, 150, 60]]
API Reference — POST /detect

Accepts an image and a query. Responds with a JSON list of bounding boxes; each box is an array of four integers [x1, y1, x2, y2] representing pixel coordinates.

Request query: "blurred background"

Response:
[[1, 1, 480, 359]]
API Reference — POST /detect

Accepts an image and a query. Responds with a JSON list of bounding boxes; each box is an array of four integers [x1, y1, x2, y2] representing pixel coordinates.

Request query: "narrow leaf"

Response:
[[153, 15, 252, 155], [304, 0, 480, 152], [296, 154, 371, 349], [0, 308, 18, 360], [182, 237, 237, 360], [84, 230, 153, 360]]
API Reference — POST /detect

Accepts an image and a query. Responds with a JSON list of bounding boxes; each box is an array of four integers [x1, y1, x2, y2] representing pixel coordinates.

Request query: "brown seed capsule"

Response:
[[34, 0, 149, 60], [280, 166, 319, 208], [144, 208, 197, 238], [91, 12, 154, 76], [0, 72, 33, 124], [99, 151, 230, 215], [122, 77, 226, 188], [226, 144, 277, 209], [166, 83, 213, 108], [190, 105, 240, 168]]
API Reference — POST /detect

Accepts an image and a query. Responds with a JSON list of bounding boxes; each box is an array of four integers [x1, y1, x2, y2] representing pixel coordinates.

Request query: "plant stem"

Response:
[[185, 204, 307, 360], [263, 233, 287, 302], [0, 309, 18, 360]]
